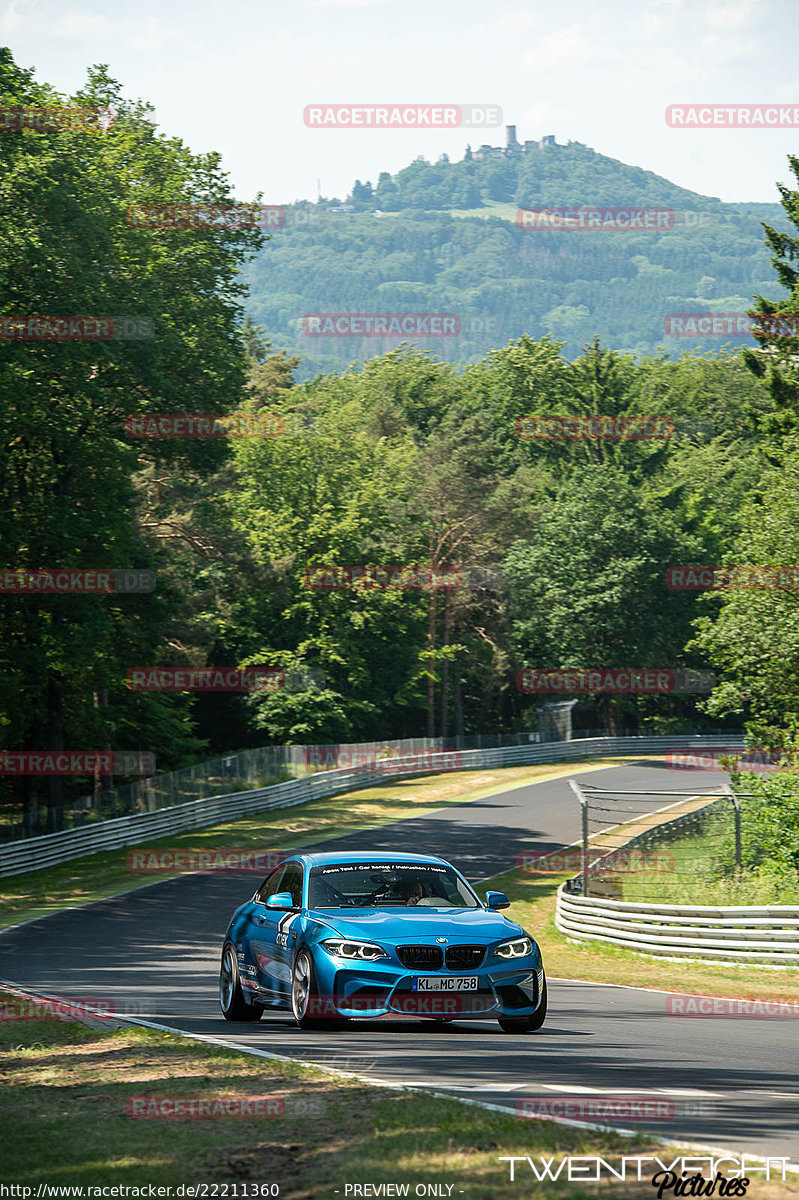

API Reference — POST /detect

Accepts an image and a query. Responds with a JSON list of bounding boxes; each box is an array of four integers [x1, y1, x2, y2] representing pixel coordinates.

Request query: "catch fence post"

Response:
[[569, 780, 589, 896], [723, 784, 742, 873]]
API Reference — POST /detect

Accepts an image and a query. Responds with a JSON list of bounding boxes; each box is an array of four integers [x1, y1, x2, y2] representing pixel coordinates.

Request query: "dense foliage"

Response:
[[4, 52, 799, 838], [244, 143, 787, 373]]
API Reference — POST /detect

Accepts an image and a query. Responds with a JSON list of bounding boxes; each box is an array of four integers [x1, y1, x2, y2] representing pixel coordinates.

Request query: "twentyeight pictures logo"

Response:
[[303, 104, 502, 128]]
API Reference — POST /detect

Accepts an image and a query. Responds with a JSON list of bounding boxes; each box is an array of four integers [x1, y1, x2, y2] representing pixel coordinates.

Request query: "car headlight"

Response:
[[495, 936, 534, 959], [322, 938, 388, 961]]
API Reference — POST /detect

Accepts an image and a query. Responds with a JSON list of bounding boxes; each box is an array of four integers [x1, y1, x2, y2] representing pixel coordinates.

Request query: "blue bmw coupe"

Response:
[[219, 851, 546, 1033]]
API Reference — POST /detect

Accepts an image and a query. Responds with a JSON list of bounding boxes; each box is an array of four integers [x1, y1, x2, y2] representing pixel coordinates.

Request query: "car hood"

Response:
[[312, 906, 524, 943]]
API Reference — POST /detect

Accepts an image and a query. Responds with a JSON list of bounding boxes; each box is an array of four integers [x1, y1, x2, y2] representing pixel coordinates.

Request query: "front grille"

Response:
[[445, 944, 486, 970], [397, 945, 443, 970]]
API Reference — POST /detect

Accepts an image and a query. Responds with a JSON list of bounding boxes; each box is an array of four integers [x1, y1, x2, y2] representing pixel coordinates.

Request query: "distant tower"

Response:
[[464, 143, 472, 161], [506, 124, 519, 148]]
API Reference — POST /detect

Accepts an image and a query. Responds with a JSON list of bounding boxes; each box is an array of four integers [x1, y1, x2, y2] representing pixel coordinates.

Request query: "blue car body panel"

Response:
[[223, 851, 545, 1020]]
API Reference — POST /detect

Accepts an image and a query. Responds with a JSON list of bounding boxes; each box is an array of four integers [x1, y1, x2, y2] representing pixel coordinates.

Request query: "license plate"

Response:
[[411, 976, 479, 992]]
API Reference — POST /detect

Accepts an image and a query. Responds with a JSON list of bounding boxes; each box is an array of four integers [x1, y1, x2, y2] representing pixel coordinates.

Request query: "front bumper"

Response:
[[324, 961, 545, 1019]]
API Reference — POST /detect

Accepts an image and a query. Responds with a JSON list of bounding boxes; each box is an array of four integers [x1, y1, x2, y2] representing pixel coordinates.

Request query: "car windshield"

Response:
[[309, 862, 480, 909]]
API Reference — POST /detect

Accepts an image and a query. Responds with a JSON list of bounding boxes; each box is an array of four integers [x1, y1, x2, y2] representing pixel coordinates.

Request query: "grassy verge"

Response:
[[619, 814, 799, 907], [0, 758, 620, 931], [6, 995, 791, 1199], [492, 867, 799, 999]]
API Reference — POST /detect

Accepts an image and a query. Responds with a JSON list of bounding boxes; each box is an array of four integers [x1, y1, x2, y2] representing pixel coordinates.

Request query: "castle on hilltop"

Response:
[[466, 126, 568, 161]]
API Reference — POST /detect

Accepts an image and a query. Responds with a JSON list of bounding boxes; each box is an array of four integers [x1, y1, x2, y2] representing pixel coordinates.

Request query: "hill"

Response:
[[242, 138, 788, 377]]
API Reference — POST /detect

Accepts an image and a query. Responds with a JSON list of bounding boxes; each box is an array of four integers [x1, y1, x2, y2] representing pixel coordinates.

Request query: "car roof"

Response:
[[287, 851, 449, 868]]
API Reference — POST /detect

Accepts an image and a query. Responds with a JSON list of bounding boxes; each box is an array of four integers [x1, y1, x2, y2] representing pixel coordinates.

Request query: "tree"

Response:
[[744, 155, 799, 442], [504, 465, 704, 733], [693, 454, 799, 748], [0, 52, 265, 826]]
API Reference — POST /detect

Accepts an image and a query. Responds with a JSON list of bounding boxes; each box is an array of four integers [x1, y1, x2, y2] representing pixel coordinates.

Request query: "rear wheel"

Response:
[[291, 949, 338, 1029], [498, 976, 547, 1034], [219, 945, 263, 1022]]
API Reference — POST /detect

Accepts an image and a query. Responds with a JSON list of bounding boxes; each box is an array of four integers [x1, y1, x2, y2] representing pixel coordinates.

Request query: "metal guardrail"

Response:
[[556, 888, 799, 964], [0, 734, 741, 879], [555, 765, 799, 964]]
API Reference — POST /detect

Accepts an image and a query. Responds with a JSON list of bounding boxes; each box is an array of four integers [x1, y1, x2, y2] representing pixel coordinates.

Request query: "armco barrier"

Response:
[[556, 888, 799, 964], [0, 735, 741, 879]]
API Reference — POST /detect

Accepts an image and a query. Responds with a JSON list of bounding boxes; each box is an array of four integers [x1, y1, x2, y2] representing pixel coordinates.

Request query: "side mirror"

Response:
[[485, 890, 510, 910], [265, 891, 295, 910]]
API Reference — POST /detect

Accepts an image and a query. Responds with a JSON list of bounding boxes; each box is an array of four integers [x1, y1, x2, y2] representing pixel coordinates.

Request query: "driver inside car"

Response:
[[398, 877, 424, 905]]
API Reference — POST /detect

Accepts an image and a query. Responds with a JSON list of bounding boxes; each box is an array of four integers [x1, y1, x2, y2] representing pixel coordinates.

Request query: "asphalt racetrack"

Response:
[[2, 760, 797, 1161]]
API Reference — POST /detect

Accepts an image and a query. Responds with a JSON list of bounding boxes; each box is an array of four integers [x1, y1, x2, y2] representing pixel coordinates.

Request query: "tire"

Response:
[[291, 948, 337, 1029], [497, 976, 547, 1034], [219, 944, 263, 1022]]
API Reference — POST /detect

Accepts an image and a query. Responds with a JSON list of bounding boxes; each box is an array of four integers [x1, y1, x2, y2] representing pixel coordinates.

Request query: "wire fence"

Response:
[[0, 731, 544, 842], [563, 783, 739, 903]]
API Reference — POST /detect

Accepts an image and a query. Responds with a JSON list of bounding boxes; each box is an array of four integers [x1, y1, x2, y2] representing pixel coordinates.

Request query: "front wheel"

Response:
[[498, 977, 547, 1034], [219, 945, 263, 1022], [291, 949, 338, 1029]]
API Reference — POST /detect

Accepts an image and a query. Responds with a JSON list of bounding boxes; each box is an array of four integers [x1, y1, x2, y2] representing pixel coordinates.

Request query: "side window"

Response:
[[257, 866, 285, 904], [281, 863, 304, 908]]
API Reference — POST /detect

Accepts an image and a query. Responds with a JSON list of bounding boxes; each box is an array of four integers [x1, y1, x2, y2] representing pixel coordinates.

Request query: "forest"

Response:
[[3, 50, 799, 831]]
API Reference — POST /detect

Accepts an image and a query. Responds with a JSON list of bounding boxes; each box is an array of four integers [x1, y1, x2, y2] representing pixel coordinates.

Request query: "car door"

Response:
[[251, 862, 304, 1000]]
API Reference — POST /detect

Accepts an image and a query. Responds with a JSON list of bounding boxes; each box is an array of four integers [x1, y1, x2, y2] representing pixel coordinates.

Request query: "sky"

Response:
[[2, 0, 798, 206]]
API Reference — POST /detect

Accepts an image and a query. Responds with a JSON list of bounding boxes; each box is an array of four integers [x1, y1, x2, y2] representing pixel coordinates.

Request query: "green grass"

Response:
[[448, 200, 519, 222], [615, 804, 799, 906], [0, 994, 750, 1199]]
